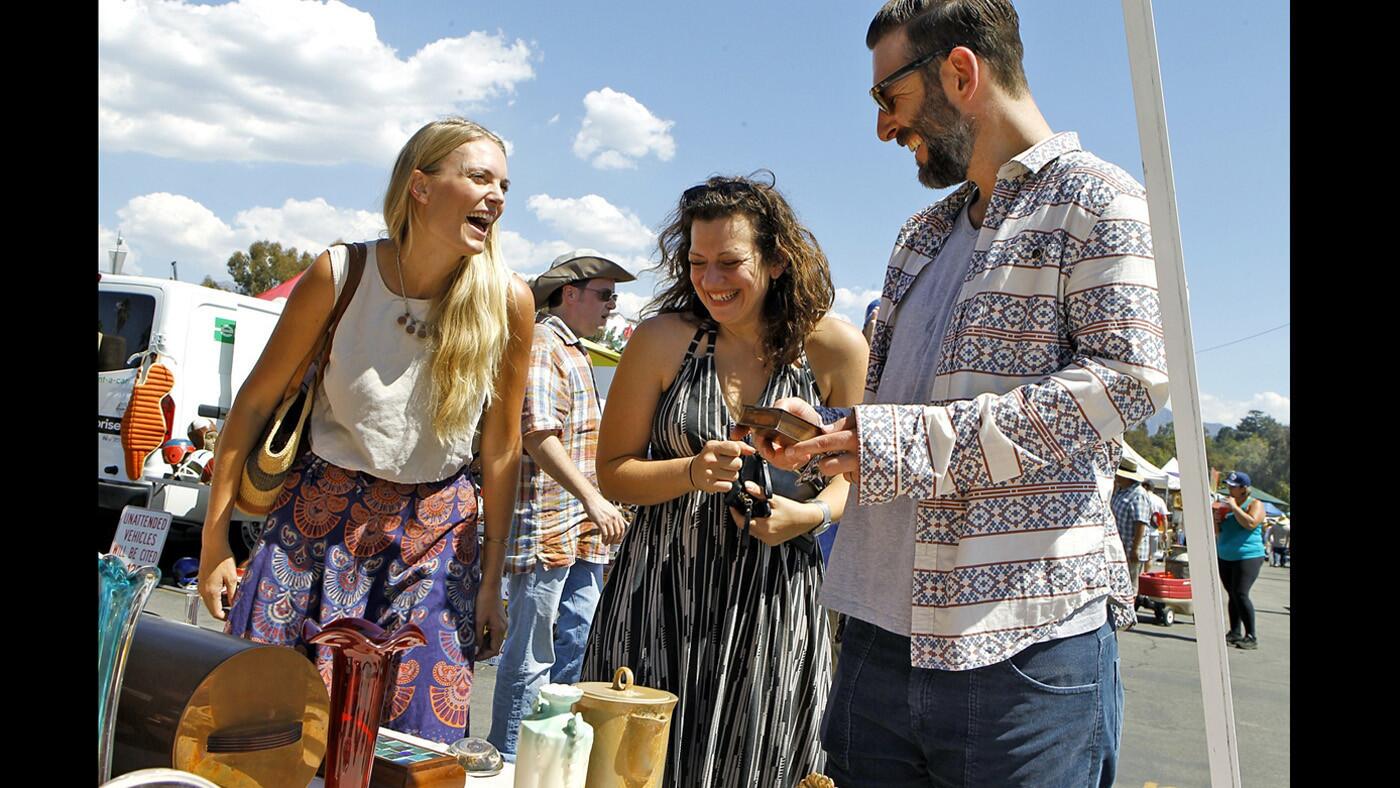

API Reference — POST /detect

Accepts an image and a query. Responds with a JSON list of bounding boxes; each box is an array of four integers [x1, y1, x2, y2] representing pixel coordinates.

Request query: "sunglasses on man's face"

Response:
[[574, 284, 616, 303], [869, 47, 954, 114]]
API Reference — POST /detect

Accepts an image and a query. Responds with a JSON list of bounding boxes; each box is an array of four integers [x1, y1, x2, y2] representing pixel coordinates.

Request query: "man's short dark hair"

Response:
[[867, 0, 1030, 98], [547, 279, 587, 309]]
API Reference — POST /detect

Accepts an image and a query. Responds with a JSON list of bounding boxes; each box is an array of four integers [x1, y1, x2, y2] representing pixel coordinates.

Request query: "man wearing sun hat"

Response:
[[488, 249, 636, 761], [1112, 458, 1154, 596]]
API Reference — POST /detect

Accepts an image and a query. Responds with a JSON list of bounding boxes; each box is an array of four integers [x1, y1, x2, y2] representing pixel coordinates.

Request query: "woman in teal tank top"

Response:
[[1214, 471, 1268, 649]]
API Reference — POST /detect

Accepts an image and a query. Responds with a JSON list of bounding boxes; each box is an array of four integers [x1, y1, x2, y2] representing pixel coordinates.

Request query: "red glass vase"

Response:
[[303, 617, 426, 788]]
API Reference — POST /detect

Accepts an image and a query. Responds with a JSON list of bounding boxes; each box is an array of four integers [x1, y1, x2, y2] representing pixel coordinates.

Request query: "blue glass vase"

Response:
[[98, 552, 161, 783]]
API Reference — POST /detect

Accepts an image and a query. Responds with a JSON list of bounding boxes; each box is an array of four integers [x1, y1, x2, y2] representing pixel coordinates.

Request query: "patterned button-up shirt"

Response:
[[507, 314, 607, 573], [1113, 484, 1154, 561], [855, 132, 1168, 671]]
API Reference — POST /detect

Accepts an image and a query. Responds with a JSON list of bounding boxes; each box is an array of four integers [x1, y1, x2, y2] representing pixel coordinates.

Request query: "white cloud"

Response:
[[572, 88, 675, 170], [98, 0, 534, 166], [118, 193, 237, 266], [497, 231, 577, 277], [103, 192, 387, 286], [828, 285, 883, 325], [233, 198, 384, 253], [1197, 392, 1290, 426], [526, 194, 656, 251], [613, 287, 652, 322], [547, 114, 560, 125]]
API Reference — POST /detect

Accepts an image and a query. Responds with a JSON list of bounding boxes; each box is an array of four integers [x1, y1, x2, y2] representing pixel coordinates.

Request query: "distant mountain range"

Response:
[[1146, 408, 1226, 439]]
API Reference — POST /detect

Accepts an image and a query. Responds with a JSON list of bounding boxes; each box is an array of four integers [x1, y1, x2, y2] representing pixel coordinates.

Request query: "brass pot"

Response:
[[572, 667, 678, 788]]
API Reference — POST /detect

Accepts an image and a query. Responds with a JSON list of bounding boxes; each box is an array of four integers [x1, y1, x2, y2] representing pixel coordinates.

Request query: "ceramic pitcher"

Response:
[[572, 667, 679, 788], [514, 684, 593, 788]]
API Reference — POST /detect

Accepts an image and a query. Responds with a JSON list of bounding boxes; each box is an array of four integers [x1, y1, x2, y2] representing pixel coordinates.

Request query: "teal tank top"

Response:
[[1217, 496, 1266, 560]]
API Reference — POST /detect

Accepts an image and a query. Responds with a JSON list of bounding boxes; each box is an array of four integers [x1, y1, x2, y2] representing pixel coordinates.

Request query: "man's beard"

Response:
[[911, 79, 976, 190]]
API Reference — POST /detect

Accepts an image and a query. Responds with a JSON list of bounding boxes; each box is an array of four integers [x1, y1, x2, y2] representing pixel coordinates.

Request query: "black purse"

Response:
[[723, 453, 824, 555]]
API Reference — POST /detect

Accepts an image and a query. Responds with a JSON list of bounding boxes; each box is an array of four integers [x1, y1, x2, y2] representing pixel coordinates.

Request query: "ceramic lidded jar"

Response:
[[572, 667, 678, 788], [513, 684, 593, 788]]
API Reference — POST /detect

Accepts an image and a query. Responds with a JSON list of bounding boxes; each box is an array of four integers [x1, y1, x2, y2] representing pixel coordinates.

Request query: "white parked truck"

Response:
[[98, 272, 285, 558]]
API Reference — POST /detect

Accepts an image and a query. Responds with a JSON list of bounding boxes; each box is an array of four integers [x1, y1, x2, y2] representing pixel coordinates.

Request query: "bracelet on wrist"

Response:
[[687, 455, 700, 490], [809, 499, 833, 536]]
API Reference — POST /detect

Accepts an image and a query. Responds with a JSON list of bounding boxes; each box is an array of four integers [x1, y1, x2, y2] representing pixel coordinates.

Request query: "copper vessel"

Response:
[[572, 667, 679, 788], [113, 614, 329, 787]]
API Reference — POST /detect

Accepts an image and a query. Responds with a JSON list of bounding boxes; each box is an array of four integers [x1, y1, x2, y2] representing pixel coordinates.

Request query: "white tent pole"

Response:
[[1119, 2, 1243, 786]]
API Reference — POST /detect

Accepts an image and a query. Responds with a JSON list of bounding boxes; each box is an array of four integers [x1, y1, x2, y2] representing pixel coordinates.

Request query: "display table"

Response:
[[305, 728, 514, 787]]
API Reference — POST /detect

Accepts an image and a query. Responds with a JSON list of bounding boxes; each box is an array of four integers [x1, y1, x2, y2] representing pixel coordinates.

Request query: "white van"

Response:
[[98, 273, 284, 558]]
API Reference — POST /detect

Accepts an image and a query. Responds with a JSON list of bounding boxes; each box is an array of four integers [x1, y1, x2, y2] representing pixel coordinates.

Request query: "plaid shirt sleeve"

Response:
[[857, 186, 1168, 505], [522, 326, 571, 436]]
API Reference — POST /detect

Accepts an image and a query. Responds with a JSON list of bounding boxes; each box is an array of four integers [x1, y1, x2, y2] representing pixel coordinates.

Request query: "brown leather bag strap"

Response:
[[311, 241, 367, 383], [281, 242, 369, 397]]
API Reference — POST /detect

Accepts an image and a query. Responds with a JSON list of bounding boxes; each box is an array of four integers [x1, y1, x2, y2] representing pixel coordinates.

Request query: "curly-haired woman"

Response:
[[580, 174, 868, 784], [197, 117, 534, 742]]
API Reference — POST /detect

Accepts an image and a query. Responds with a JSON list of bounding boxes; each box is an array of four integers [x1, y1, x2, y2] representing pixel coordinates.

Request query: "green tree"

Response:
[[226, 241, 315, 296], [1202, 410, 1290, 505], [200, 275, 226, 291]]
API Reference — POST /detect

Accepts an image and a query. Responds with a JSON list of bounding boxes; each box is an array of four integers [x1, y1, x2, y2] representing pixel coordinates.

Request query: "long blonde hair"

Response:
[[384, 117, 512, 441]]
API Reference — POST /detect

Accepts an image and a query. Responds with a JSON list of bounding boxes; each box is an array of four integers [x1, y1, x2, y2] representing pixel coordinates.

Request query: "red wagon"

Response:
[[1136, 570, 1194, 626]]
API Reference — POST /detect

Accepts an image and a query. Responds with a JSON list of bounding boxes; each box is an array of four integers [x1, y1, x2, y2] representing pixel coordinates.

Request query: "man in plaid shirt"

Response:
[[1113, 460, 1155, 595], [488, 250, 634, 761]]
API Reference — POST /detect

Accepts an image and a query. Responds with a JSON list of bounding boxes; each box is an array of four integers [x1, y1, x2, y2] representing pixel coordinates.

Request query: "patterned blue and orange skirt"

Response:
[[225, 452, 483, 743]]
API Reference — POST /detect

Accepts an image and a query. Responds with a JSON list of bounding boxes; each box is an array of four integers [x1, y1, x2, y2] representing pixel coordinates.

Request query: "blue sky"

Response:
[[98, 0, 1289, 426]]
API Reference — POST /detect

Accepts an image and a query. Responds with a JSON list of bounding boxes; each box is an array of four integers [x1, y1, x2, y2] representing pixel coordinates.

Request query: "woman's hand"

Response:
[[689, 439, 755, 493], [727, 481, 820, 547], [197, 540, 239, 620], [474, 585, 507, 661]]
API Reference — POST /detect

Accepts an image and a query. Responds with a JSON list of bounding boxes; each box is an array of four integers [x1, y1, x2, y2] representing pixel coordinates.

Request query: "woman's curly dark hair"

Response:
[[646, 171, 835, 369]]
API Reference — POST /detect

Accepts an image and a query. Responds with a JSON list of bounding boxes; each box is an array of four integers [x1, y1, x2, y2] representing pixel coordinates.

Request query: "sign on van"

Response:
[[214, 317, 236, 344], [110, 506, 173, 567]]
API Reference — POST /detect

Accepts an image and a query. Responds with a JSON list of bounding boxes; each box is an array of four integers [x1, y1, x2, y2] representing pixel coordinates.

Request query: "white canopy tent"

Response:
[[1161, 456, 1182, 490], [1119, 441, 1169, 488]]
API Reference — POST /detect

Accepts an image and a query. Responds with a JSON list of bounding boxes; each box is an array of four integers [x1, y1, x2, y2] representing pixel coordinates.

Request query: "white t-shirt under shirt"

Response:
[[822, 204, 1107, 643], [308, 241, 482, 484]]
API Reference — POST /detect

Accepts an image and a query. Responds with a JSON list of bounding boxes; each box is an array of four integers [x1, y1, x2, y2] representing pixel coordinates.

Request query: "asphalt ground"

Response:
[[141, 530, 1289, 787], [1117, 561, 1291, 787]]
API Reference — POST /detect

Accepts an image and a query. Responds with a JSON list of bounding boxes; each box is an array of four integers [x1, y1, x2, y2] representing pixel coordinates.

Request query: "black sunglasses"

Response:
[[870, 47, 955, 113], [681, 178, 758, 206], [567, 281, 617, 303]]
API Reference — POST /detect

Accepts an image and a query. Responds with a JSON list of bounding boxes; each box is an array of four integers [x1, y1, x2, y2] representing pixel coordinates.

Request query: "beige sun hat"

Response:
[[1117, 458, 1147, 482]]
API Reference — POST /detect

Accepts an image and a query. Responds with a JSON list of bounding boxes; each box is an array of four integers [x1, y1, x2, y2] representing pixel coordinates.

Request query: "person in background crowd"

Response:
[[754, 2, 1166, 783], [1143, 479, 1169, 562], [1268, 515, 1290, 567], [1214, 470, 1268, 649], [1114, 462, 1154, 592], [581, 173, 869, 785], [487, 250, 635, 760], [199, 117, 533, 743]]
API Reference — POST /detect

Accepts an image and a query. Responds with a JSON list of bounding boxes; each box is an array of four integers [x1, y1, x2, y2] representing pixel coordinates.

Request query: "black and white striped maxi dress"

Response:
[[581, 323, 831, 787]]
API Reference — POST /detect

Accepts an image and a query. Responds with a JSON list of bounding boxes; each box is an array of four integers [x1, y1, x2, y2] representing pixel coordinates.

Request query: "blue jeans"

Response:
[[821, 617, 1122, 787], [486, 559, 603, 759]]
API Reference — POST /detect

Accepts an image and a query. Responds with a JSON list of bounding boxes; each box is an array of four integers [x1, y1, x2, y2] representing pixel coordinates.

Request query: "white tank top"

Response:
[[308, 241, 480, 483]]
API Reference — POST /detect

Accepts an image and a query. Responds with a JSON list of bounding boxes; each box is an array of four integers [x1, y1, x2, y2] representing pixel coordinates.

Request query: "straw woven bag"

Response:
[[235, 243, 367, 514]]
